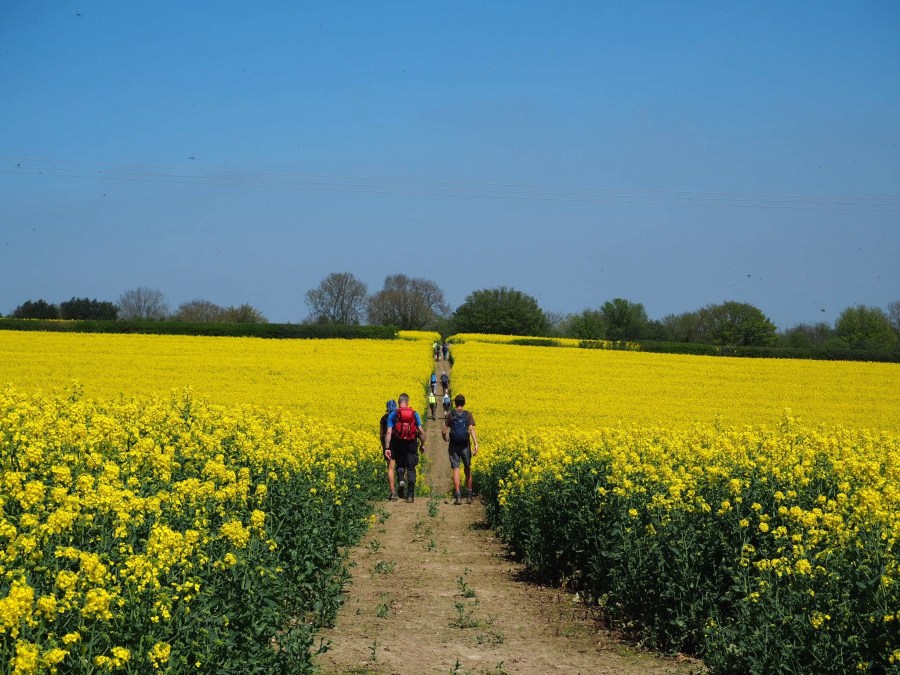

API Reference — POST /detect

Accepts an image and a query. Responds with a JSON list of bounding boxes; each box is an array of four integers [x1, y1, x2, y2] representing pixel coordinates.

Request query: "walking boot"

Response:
[[406, 482, 415, 503], [397, 469, 406, 500]]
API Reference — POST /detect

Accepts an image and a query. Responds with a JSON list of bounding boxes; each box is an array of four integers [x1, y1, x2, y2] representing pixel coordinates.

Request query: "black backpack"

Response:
[[449, 411, 470, 444]]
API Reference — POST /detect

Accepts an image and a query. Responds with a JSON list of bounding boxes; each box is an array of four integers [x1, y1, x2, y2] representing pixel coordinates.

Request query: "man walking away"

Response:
[[427, 391, 437, 420], [442, 392, 452, 415], [384, 393, 426, 503], [380, 400, 398, 500], [430, 373, 437, 394], [443, 394, 478, 505], [440, 371, 450, 395], [442, 341, 449, 360]]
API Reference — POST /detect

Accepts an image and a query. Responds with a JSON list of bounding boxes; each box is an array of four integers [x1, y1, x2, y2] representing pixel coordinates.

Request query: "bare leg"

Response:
[[464, 465, 473, 493], [452, 466, 461, 494], [386, 459, 396, 495]]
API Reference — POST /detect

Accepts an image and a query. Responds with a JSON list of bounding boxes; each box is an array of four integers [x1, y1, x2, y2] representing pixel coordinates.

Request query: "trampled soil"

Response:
[[315, 360, 703, 675]]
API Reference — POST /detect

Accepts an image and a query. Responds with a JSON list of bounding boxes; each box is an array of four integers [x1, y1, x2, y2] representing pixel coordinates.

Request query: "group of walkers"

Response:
[[427, 371, 451, 420], [379, 376, 478, 506], [433, 340, 449, 361]]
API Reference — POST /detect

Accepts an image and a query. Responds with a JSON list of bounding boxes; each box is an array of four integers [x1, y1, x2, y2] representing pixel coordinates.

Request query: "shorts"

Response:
[[448, 443, 471, 470], [393, 440, 419, 469]]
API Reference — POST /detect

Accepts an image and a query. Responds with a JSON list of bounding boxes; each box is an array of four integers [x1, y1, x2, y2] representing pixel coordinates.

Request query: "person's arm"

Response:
[[384, 427, 393, 459], [383, 411, 395, 458], [442, 416, 450, 442], [469, 413, 478, 455], [414, 411, 426, 450]]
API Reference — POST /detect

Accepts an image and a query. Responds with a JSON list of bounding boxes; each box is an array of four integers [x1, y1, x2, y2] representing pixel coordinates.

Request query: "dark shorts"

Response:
[[393, 440, 419, 469], [448, 443, 471, 470]]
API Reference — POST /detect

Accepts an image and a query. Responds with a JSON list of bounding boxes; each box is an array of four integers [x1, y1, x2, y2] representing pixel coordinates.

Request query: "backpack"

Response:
[[394, 407, 419, 442], [441, 373, 449, 386], [449, 410, 470, 444]]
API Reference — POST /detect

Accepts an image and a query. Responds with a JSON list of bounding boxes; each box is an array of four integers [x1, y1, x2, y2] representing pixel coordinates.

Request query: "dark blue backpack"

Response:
[[449, 411, 470, 444]]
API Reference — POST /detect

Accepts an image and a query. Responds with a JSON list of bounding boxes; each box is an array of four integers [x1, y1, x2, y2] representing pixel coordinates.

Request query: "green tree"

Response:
[[566, 309, 606, 340], [452, 287, 550, 336], [779, 322, 834, 348], [11, 299, 60, 319], [696, 301, 776, 346], [600, 298, 649, 340], [660, 311, 703, 342], [60, 297, 118, 320], [835, 305, 897, 349]]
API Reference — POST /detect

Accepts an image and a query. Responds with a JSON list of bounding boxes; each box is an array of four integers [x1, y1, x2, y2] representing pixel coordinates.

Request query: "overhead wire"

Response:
[[1, 156, 898, 212]]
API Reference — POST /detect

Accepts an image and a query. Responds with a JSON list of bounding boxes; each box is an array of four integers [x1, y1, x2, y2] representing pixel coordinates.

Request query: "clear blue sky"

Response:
[[1, 1, 898, 328]]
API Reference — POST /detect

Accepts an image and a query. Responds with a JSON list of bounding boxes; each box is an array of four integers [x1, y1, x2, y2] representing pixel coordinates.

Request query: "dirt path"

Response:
[[315, 359, 701, 674]]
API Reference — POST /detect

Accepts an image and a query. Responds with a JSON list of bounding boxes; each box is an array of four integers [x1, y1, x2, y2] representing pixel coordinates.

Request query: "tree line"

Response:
[[7, 289, 268, 324], [6, 275, 900, 351]]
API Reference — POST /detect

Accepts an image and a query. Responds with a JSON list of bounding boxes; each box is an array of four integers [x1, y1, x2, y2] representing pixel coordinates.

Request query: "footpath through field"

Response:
[[315, 358, 699, 675]]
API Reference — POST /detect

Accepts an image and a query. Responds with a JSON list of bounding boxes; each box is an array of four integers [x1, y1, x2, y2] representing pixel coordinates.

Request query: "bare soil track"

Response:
[[315, 360, 703, 675]]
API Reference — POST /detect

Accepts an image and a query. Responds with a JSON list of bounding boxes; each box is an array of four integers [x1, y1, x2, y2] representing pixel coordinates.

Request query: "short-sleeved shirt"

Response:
[[445, 409, 475, 449], [386, 409, 423, 431]]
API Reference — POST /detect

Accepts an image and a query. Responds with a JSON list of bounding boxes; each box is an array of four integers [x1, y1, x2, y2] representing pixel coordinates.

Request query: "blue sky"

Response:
[[1, 1, 898, 328]]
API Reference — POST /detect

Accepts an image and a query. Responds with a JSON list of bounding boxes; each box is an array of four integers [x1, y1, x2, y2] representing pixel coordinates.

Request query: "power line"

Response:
[[2, 156, 898, 212]]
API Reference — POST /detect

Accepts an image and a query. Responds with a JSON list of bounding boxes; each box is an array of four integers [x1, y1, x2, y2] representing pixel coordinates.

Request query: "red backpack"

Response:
[[394, 407, 419, 441]]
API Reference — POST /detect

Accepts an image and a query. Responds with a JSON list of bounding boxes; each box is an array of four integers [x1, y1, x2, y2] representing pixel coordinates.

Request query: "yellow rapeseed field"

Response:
[[0, 331, 435, 673], [0, 331, 433, 430], [453, 340, 900, 672], [450, 341, 900, 435]]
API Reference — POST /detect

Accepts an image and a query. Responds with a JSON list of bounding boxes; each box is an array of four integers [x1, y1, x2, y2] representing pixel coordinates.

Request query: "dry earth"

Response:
[[315, 359, 704, 675]]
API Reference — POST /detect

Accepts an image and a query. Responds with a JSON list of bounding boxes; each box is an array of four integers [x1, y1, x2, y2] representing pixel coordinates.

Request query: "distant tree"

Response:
[[888, 300, 900, 338], [117, 286, 169, 320], [695, 301, 777, 346], [544, 311, 568, 337], [660, 311, 703, 342], [600, 298, 649, 340], [175, 299, 226, 323], [220, 304, 268, 323], [11, 299, 60, 319], [367, 274, 449, 329], [779, 322, 834, 348], [453, 287, 550, 336], [835, 305, 897, 349], [305, 272, 368, 324], [644, 319, 668, 341], [566, 309, 606, 340], [59, 297, 118, 320]]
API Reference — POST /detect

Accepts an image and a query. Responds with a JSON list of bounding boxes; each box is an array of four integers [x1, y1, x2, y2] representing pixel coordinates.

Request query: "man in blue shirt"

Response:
[[384, 393, 426, 503]]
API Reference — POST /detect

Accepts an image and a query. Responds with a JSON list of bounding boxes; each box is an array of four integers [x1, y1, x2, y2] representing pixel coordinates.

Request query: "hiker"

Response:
[[380, 399, 398, 500], [442, 392, 452, 415], [434, 342, 441, 361], [442, 341, 449, 360], [430, 373, 437, 394], [440, 370, 450, 394], [427, 390, 437, 420], [383, 393, 426, 503], [443, 394, 478, 505]]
